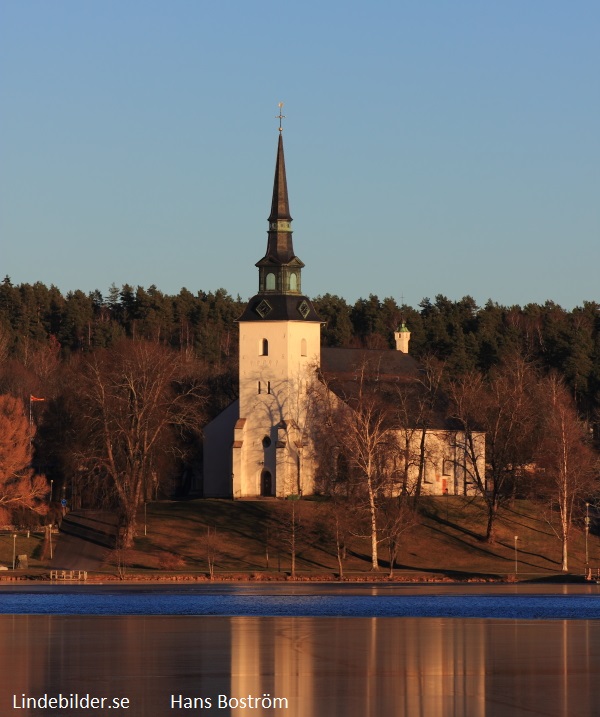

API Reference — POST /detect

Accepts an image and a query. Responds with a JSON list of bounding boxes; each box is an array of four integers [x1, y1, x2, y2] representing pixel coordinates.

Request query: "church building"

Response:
[[203, 128, 321, 498], [203, 127, 484, 499]]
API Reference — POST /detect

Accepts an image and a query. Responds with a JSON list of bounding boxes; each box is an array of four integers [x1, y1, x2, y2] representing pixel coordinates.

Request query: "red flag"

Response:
[[30, 395, 45, 402]]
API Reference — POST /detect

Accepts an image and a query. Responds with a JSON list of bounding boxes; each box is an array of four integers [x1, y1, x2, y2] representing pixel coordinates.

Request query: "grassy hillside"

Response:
[[2, 496, 597, 580], [124, 496, 598, 580]]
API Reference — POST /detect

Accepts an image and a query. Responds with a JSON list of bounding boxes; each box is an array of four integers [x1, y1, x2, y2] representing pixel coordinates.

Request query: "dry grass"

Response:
[[0, 531, 45, 570], [126, 497, 599, 580], [2, 497, 594, 579]]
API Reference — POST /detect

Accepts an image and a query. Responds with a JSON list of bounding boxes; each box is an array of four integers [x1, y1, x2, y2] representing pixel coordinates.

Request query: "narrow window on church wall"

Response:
[[260, 339, 269, 356], [289, 273, 297, 291], [266, 273, 276, 291], [258, 381, 261, 394], [267, 381, 271, 394], [301, 338, 307, 356]]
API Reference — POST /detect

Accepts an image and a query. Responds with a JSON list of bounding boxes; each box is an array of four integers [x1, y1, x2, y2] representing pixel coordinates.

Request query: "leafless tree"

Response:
[[274, 498, 302, 579], [103, 545, 136, 580], [0, 394, 48, 524], [318, 484, 354, 579], [448, 355, 538, 542], [206, 525, 218, 580], [377, 495, 419, 577], [74, 340, 206, 546], [536, 374, 599, 571], [391, 357, 445, 502], [321, 366, 397, 570], [280, 368, 322, 497]]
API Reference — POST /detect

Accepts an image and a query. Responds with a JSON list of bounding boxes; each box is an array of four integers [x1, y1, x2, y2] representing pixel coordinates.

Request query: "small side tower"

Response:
[[394, 322, 411, 353]]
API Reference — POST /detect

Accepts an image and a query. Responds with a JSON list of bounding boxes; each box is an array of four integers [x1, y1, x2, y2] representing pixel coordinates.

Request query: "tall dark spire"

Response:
[[264, 133, 296, 263], [255, 126, 304, 294], [268, 134, 292, 224]]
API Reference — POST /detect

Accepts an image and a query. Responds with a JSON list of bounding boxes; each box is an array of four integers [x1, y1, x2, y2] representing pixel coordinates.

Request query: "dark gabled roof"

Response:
[[320, 347, 459, 430], [238, 293, 321, 322], [320, 347, 421, 381]]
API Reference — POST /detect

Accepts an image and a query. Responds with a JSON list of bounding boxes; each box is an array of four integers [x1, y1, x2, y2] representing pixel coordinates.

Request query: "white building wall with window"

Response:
[[234, 319, 321, 498]]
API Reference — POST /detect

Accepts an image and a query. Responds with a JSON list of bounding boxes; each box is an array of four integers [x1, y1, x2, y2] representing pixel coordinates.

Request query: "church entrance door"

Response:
[[261, 470, 272, 497]]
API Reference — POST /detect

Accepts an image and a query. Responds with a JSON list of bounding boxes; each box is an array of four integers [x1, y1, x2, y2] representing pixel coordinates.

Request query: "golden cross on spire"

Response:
[[276, 102, 285, 132]]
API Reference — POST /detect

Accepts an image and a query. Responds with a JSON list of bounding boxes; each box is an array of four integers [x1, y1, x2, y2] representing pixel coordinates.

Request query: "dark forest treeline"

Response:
[[0, 278, 241, 366], [1, 276, 599, 421]]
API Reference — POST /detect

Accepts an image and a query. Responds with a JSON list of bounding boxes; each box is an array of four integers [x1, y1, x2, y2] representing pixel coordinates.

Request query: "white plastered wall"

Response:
[[398, 429, 485, 496], [236, 319, 321, 497]]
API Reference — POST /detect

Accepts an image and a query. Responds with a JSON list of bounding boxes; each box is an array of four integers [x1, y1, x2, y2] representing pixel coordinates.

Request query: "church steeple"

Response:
[[238, 112, 320, 323], [256, 128, 304, 295], [263, 134, 296, 265], [268, 134, 292, 226]]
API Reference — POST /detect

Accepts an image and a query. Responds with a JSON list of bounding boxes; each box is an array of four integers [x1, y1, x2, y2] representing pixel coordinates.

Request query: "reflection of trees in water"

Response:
[[2, 614, 598, 717]]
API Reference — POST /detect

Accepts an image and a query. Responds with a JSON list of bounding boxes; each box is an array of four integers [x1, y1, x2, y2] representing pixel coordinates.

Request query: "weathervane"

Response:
[[276, 102, 285, 132]]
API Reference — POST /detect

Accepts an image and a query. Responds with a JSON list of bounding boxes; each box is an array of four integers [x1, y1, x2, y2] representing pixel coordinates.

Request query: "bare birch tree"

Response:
[[274, 498, 302, 579], [377, 495, 419, 577], [322, 366, 396, 570], [537, 374, 598, 571]]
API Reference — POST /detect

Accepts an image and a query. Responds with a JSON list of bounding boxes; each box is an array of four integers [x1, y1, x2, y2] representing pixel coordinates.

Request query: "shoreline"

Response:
[[0, 570, 589, 584]]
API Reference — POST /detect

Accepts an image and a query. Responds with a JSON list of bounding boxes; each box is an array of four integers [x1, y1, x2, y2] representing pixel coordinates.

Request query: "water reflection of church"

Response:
[[230, 616, 487, 716], [3, 614, 597, 716]]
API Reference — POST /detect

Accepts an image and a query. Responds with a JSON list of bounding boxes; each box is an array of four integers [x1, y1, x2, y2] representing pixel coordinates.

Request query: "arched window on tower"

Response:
[[260, 339, 269, 356], [266, 273, 276, 291], [300, 338, 307, 357], [289, 272, 297, 291]]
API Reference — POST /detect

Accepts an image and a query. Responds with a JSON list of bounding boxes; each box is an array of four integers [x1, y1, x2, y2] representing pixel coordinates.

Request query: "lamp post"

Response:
[[514, 535, 519, 578], [585, 502, 590, 569], [50, 479, 54, 503], [12, 533, 17, 570], [47, 524, 53, 561]]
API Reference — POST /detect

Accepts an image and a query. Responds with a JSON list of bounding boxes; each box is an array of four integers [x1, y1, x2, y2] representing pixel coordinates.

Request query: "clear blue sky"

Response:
[[2, 1, 598, 310]]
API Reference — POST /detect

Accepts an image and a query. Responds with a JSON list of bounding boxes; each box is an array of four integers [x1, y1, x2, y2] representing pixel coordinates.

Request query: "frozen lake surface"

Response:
[[1, 582, 600, 618], [1, 585, 600, 716]]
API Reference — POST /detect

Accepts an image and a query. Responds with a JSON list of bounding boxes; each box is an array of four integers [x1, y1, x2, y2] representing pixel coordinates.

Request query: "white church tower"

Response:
[[203, 118, 321, 498]]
